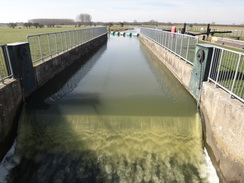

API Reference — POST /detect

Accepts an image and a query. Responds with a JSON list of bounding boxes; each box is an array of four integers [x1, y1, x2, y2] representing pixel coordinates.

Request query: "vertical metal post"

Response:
[[65, 32, 67, 50], [223, 52, 235, 88], [180, 35, 183, 56], [72, 31, 74, 47], [38, 35, 43, 62], [55, 33, 58, 55], [168, 33, 171, 49], [229, 54, 242, 98], [215, 49, 224, 87], [69, 32, 72, 48], [47, 34, 52, 58], [208, 47, 216, 81], [5, 45, 13, 78], [186, 37, 190, 60], [175, 34, 178, 53], [61, 32, 64, 52]]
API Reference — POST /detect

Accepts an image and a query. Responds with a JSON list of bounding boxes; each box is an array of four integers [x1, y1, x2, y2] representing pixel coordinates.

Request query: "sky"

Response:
[[0, 0, 243, 24]]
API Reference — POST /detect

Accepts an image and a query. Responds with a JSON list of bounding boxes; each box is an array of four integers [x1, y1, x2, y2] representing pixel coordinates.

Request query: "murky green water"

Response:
[[3, 35, 218, 182]]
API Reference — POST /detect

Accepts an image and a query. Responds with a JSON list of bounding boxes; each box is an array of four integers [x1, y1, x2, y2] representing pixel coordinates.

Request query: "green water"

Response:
[[5, 35, 218, 182]]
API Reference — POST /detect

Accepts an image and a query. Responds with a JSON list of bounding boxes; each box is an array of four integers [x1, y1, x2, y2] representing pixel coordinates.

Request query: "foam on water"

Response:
[[2, 112, 219, 183]]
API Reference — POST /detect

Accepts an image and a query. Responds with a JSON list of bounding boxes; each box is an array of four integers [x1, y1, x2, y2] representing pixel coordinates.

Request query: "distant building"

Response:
[[28, 19, 75, 25]]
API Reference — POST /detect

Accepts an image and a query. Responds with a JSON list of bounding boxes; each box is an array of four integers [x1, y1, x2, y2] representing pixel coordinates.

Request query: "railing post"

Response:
[[55, 33, 58, 55], [186, 37, 190, 60], [7, 42, 37, 97], [179, 35, 183, 56], [207, 47, 216, 82], [38, 35, 43, 62], [189, 44, 214, 100], [61, 32, 64, 52], [47, 34, 52, 58], [215, 49, 224, 87], [229, 54, 242, 98]]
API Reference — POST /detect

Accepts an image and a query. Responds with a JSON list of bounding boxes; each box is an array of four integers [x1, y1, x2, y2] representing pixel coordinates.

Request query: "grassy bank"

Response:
[[0, 25, 90, 45], [108, 25, 133, 32]]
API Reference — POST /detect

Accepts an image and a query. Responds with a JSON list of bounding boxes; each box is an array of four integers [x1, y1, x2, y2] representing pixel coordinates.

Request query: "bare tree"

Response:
[[76, 13, 92, 26]]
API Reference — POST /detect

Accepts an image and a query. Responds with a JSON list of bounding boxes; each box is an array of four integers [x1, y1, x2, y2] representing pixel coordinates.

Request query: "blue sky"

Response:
[[0, 0, 243, 24]]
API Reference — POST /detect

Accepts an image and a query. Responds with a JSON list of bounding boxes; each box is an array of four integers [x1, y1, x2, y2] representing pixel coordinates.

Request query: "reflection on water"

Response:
[[3, 36, 218, 183]]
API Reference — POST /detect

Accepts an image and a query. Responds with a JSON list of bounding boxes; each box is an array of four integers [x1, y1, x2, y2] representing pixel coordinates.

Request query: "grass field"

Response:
[[108, 25, 133, 31], [0, 25, 91, 45], [0, 25, 131, 45]]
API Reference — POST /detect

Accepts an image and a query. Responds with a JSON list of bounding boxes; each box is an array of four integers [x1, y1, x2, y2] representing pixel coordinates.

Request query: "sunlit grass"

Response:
[[0, 25, 92, 44], [108, 25, 133, 31]]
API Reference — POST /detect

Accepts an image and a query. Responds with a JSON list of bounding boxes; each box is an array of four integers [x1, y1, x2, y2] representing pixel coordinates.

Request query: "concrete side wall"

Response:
[[200, 82, 244, 182], [0, 79, 22, 160], [35, 34, 107, 88], [140, 35, 244, 182], [0, 34, 107, 161], [140, 35, 193, 89]]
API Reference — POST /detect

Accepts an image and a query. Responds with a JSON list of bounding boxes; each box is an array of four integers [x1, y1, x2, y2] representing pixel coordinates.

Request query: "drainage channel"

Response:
[[0, 33, 219, 183]]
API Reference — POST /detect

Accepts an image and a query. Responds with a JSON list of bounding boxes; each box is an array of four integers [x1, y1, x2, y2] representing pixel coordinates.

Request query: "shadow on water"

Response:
[[28, 41, 108, 109], [6, 36, 218, 183]]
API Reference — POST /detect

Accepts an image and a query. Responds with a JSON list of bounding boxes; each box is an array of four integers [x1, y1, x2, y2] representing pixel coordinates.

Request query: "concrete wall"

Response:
[[200, 82, 244, 182], [0, 34, 107, 161], [140, 35, 193, 89], [0, 79, 22, 160], [140, 34, 244, 183], [35, 34, 107, 88]]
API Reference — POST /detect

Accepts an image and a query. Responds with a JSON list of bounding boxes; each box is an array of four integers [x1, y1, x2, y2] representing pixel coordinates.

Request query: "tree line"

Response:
[[7, 13, 244, 29]]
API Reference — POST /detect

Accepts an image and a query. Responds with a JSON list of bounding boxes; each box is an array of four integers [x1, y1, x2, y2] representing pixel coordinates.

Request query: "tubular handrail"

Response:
[[27, 27, 107, 63], [0, 44, 13, 83], [208, 46, 244, 102], [140, 27, 199, 65]]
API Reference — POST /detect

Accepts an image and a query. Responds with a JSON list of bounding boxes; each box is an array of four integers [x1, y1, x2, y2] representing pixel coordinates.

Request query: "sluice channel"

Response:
[[0, 33, 219, 182]]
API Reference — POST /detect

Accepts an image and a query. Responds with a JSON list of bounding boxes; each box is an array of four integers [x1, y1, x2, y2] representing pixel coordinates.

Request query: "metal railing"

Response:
[[208, 47, 244, 102], [140, 27, 198, 65], [0, 44, 13, 83], [27, 27, 107, 63]]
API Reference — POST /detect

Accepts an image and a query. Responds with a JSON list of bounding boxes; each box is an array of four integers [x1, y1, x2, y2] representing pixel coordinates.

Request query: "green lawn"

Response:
[[108, 25, 133, 32], [0, 25, 89, 44], [0, 25, 105, 79]]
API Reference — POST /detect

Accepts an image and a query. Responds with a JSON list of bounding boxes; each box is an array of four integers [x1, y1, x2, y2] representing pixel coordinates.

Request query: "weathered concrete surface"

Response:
[[35, 34, 107, 88], [0, 34, 107, 161], [140, 34, 244, 182], [200, 82, 244, 182], [0, 79, 22, 161], [140, 35, 192, 89]]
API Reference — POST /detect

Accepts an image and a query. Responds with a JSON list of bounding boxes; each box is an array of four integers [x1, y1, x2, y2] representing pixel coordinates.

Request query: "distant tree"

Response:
[[119, 22, 124, 27], [23, 23, 28, 28], [77, 13, 92, 26], [29, 18, 74, 25], [106, 22, 113, 27], [47, 24, 55, 28], [33, 23, 39, 28], [23, 22, 33, 28], [149, 20, 158, 25], [9, 23, 17, 29]]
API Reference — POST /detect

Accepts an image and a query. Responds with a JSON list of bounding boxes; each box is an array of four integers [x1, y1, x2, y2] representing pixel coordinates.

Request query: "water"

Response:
[[0, 34, 219, 182]]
